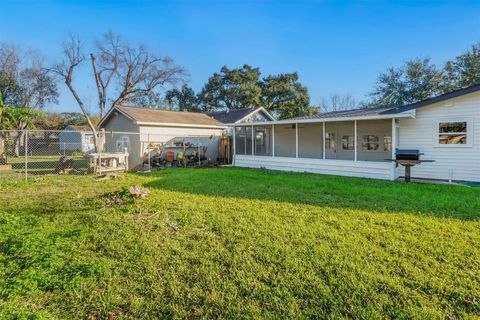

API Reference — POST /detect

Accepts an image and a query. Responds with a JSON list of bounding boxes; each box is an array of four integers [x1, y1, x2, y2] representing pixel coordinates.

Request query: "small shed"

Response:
[[58, 125, 95, 154], [98, 106, 226, 168]]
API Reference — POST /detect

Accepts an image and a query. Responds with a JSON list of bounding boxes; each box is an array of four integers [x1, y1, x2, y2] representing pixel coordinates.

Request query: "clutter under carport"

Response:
[[143, 136, 215, 169]]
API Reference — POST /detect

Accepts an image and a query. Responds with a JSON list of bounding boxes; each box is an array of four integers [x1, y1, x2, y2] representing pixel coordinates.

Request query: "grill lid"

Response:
[[395, 149, 424, 160], [396, 149, 423, 155]]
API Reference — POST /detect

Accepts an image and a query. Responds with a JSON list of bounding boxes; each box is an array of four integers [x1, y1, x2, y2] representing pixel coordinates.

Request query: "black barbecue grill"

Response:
[[386, 149, 434, 183], [395, 149, 424, 161]]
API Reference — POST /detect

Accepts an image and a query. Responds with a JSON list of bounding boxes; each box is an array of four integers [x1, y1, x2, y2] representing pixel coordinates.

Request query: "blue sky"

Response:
[[0, 0, 479, 113]]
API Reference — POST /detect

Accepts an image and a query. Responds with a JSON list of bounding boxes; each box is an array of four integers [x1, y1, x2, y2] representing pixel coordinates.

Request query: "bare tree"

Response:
[[319, 93, 357, 113], [0, 44, 58, 156], [52, 32, 187, 152]]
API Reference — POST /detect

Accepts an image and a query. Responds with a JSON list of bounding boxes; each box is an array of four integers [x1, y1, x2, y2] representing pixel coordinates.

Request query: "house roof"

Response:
[[65, 125, 92, 132], [101, 105, 224, 128], [383, 84, 480, 113], [289, 106, 395, 121], [207, 107, 275, 124], [283, 84, 480, 123]]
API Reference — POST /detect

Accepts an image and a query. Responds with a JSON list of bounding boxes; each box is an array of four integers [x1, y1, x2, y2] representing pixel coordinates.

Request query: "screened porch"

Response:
[[232, 118, 399, 180]]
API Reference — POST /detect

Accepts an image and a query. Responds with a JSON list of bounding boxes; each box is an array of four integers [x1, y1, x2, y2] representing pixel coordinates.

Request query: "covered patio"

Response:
[[232, 109, 415, 180]]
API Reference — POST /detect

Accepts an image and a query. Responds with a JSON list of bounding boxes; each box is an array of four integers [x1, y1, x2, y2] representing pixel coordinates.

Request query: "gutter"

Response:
[[135, 121, 228, 129]]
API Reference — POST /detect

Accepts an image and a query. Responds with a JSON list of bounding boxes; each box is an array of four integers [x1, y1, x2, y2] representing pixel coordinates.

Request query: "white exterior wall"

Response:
[[58, 131, 83, 151], [58, 128, 95, 153], [234, 155, 393, 180], [397, 91, 480, 182]]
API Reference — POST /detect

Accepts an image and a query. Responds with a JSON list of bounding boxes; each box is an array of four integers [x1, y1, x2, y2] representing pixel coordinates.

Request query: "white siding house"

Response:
[[58, 125, 95, 153], [397, 90, 480, 182], [231, 85, 480, 182]]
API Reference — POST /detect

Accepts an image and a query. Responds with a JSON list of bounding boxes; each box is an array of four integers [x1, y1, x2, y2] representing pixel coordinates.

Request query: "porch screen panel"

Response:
[[332, 122, 355, 160], [254, 126, 272, 156], [298, 122, 323, 159], [274, 124, 296, 157], [235, 127, 252, 155], [357, 119, 391, 161], [324, 122, 338, 160]]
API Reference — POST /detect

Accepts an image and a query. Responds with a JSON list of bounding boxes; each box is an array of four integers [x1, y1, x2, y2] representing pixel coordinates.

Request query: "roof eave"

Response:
[[235, 107, 276, 123], [98, 106, 136, 128], [136, 121, 227, 129], [230, 111, 415, 126]]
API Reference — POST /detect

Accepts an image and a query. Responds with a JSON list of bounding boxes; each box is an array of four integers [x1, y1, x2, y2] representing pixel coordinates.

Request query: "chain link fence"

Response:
[[0, 129, 229, 180], [0, 130, 94, 179]]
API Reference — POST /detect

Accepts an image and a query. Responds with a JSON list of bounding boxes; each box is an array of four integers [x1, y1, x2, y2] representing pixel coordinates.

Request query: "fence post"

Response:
[[24, 129, 28, 181], [148, 133, 151, 171]]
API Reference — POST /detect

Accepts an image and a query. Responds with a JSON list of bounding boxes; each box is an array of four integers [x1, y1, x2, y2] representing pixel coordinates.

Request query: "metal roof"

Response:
[[289, 106, 395, 121], [383, 84, 480, 113]]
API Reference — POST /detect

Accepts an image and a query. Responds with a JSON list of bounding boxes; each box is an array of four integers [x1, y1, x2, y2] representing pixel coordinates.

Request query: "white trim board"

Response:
[[234, 155, 394, 180]]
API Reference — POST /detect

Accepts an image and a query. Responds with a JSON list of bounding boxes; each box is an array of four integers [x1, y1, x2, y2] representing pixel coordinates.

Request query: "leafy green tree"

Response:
[[198, 65, 262, 111], [368, 44, 480, 108], [443, 43, 480, 91], [165, 84, 201, 112], [59, 112, 88, 126], [368, 58, 444, 107], [197, 65, 316, 119], [260, 72, 314, 119]]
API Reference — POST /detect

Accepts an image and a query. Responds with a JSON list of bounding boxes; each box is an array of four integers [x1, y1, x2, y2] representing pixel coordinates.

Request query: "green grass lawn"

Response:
[[0, 168, 479, 319], [2, 155, 89, 175]]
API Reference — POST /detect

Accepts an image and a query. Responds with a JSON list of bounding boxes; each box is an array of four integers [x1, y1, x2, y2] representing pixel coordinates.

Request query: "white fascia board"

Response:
[[236, 107, 276, 123], [231, 112, 415, 127], [136, 121, 227, 129], [98, 106, 135, 127]]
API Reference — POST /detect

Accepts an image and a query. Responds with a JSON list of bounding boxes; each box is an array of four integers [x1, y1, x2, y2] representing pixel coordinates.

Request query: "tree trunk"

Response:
[[0, 135, 6, 164], [13, 130, 25, 158]]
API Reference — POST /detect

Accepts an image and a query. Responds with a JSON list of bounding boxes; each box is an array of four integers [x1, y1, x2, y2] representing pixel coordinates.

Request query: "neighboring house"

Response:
[[207, 107, 275, 125], [98, 106, 226, 168], [231, 85, 480, 182], [58, 125, 95, 153]]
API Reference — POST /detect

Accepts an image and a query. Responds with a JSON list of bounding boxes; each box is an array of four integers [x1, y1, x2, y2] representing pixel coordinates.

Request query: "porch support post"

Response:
[[322, 122, 325, 160], [232, 125, 236, 165], [391, 118, 397, 180], [295, 123, 299, 158], [251, 125, 254, 156], [354, 120, 357, 162], [272, 124, 275, 157]]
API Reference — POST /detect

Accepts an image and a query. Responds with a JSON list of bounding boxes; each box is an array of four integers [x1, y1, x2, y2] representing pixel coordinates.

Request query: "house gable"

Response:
[[100, 110, 139, 133], [237, 109, 274, 123]]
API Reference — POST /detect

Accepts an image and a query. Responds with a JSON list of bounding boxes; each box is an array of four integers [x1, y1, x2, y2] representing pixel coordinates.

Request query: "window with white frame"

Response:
[[116, 136, 130, 152], [86, 135, 95, 145], [438, 121, 468, 145]]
